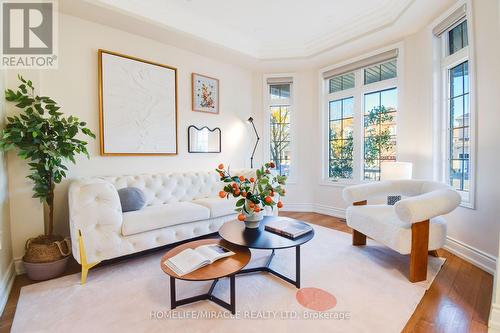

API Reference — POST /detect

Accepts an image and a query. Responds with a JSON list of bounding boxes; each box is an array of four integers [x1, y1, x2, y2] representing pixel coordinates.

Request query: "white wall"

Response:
[[0, 70, 14, 311], [5, 14, 257, 264]]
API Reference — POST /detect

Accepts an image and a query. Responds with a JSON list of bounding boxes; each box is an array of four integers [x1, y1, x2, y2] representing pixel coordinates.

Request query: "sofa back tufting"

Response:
[[69, 169, 257, 265], [101, 171, 222, 206]]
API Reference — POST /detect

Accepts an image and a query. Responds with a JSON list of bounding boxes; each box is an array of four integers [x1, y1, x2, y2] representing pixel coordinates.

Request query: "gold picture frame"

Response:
[[98, 49, 178, 156]]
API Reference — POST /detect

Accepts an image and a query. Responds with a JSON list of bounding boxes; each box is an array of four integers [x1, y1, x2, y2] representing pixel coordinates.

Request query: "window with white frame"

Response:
[[323, 50, 399, 182], [329, 95, 354, 179], [434, 4, 473, 206], [266, 77, 293, 177]]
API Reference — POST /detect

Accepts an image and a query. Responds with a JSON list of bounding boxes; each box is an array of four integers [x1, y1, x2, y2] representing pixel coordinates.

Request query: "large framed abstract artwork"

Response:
[[98, 49, 178, 155], [192, 73, 219, 114]]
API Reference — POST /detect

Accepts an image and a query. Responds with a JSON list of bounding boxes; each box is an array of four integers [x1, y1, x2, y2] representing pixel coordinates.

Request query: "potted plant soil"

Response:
[[1, 75, 95, 280]]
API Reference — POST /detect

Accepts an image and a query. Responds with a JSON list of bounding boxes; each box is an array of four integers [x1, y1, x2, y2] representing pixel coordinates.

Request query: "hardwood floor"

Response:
[[0, 212, 493, 332], [281, 212, 493, 333]]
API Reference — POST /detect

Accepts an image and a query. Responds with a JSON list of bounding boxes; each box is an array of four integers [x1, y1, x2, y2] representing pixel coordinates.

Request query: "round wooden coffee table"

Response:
[[161, 238, 250, 314]]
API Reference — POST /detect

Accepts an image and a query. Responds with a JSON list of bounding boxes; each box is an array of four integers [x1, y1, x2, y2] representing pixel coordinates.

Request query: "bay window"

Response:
[[322, 49, 400, 182]]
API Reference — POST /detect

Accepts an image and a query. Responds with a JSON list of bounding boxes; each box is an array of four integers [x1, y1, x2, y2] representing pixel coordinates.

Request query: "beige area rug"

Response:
[[12, 225, 444, 333]]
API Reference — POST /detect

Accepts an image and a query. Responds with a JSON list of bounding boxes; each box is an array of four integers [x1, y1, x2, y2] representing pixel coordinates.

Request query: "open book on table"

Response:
[[164, 244, 235, 276]]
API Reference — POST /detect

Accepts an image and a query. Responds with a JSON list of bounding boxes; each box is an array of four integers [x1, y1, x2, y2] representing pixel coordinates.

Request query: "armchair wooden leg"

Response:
[[351, 200, 367, 246], [428, 250, 439, 257], [352, 230, 367, 246], [409, 220, 430, 282], [78, 230, 100, 285]]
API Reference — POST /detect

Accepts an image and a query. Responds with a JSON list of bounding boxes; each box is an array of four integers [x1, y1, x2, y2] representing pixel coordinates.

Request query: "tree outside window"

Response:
[[270, 106, 290, 176]]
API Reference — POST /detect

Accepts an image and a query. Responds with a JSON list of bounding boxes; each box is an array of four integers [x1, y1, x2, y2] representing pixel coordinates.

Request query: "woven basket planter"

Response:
[[23, 235, 71, 280]]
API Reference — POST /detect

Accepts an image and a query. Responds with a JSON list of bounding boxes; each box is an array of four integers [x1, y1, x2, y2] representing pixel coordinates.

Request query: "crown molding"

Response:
[[83, 0, 415, 60]]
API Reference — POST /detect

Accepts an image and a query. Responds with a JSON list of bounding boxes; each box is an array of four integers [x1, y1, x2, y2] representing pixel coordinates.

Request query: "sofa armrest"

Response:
[[68, 179, 124, 264], [394, 188, 461, 223]]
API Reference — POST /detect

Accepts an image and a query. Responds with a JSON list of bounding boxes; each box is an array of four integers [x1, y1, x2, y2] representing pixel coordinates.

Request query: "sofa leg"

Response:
[[78, 230, 100, 285], [409, 220, 430, 283], [352, 230, 367, 246]]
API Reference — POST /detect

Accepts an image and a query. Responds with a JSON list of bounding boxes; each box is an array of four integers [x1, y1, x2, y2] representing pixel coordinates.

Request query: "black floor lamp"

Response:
[[247, 117, 259, 168]]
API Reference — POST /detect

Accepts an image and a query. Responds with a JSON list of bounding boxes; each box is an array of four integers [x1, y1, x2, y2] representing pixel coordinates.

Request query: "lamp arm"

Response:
[[249, 121, 260, 168]]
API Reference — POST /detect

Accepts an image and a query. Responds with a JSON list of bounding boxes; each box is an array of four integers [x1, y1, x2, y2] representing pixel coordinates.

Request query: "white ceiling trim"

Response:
[[257, 0, 414, 59], [87, 0, 417, 60]]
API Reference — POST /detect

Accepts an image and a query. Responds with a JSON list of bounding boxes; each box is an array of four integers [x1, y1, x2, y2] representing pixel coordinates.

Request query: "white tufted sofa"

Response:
[[68, 170, 264, 275]]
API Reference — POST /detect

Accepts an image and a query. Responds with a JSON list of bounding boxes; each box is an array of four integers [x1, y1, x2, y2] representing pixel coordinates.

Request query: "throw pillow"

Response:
[[117, 187, 146, 212]]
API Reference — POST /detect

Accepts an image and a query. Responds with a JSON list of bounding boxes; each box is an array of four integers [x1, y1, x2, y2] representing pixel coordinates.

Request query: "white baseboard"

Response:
[[282, 203, 497, 274], [489, 304, 500, 332], [280, 203, 314, 212], [443, 236, 497, 274], [313, 204, 346, 219], [0, 260, 16, 315], [281, 203, 346, 218], [14, 257, 24, 275]]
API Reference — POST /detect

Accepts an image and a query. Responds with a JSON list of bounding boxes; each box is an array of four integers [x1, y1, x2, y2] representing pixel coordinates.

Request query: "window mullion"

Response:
[[353, 70, 364, 181]]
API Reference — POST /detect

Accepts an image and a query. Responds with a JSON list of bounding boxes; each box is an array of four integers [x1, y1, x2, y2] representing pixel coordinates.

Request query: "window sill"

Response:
[[459, 201, 475, 210], [318, 179, 359, 188]]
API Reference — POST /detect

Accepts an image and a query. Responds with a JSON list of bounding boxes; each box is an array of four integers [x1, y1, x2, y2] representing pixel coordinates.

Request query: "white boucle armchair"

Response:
[[342, 180, 461, 282]]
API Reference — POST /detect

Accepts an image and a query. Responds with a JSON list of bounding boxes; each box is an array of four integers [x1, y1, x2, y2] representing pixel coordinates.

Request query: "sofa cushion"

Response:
[[346, 204, 446, 255], [121, 202, 210, 236], [117, 187, 146, 212], [191, 197, 237, 218]]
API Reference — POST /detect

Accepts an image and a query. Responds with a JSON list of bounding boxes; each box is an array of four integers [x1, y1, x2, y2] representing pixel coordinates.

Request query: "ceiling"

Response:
[[81, 0, 455, 61]]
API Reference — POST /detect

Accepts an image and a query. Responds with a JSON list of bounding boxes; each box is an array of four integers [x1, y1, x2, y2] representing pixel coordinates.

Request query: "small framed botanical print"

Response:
[[192, 73, 219, 114]]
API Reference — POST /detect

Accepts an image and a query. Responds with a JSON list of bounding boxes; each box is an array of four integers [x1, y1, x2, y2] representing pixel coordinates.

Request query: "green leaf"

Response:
[[1, 76, 96, 210], [236, 198, 245, 207]]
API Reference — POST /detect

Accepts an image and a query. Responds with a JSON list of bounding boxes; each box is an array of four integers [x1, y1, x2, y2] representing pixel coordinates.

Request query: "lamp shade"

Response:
[[380, 162, 412, 181]]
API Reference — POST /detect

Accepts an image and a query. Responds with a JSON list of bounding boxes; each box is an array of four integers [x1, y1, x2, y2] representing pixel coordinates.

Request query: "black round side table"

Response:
[[219, 216, 315, 288]]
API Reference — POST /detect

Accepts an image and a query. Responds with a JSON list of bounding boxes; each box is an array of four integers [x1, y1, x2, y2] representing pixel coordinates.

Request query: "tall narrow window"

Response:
[[434, 4, 473, 207], [363, 88, 397, 180], [449, 61, 470, 192], [329, 97, 354, 178], [267, 79, 292, 176]]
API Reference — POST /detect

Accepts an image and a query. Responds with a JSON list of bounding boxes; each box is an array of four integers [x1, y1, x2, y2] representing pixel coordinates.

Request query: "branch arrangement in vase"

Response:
[[216, 163, 286, 224]]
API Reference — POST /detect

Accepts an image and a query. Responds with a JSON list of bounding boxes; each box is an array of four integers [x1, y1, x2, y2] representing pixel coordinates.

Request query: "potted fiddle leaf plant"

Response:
[[216, 162, 287, 228], [1, 75, 95, 280]]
